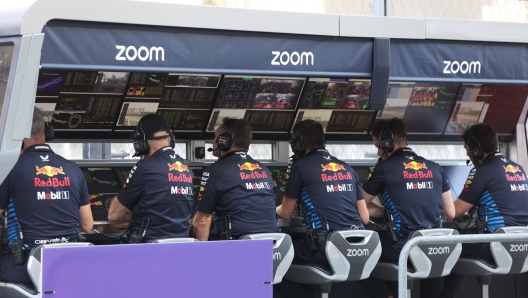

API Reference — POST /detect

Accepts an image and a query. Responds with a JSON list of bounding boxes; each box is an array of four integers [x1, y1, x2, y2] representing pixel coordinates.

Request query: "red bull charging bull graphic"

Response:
[[168, 161, 189, 173], [237, 162, 262, 171], [35, 166, 65, 177], [320, 162, 346, 172], [402, 161, 427, 171]]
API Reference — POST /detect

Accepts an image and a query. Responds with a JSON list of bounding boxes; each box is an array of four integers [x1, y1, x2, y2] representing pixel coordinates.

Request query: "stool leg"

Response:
[[318, 284, 332, 298], [477, 276, 492, 298], [481, 284, 489, 298]]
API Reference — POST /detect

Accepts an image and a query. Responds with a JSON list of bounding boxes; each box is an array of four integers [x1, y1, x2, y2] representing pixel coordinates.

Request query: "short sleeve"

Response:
[[362, 163, 386, 196], [0, 174, 10, 209], [458, 167, 486, 205], [354, 172, 364, 200], [79, 174, 90, 206], [117, 163, 145, 209], [284, 162, 303, 199], [440, 167, 451, 193], [196, 166, 221, 214]]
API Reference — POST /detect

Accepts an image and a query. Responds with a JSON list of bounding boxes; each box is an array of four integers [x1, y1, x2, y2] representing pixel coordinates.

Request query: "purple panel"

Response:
[[41, 240, 272, 298]]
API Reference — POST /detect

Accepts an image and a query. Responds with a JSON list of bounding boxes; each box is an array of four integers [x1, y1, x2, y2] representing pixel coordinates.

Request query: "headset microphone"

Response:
[[466, 160, 472, 166], [207, 148, 220, 152]]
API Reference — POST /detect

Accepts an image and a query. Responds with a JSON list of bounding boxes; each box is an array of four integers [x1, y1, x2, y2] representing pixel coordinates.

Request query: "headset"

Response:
[[133, 121, 175, 157], [290, 135, 306, 157], [467, 128, 484, 161], [378, 128, 395, 153], [45, 122, 54, 142], [215, 119, 237, 152]]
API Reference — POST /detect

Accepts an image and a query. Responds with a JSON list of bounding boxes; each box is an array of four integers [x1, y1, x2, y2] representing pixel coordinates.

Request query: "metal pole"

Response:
[[398, 233, 528, 298]]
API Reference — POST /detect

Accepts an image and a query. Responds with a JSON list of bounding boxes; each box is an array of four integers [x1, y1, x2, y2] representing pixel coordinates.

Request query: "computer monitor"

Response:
[[441, 165, 473, 201], [81, 168, 121, 222]]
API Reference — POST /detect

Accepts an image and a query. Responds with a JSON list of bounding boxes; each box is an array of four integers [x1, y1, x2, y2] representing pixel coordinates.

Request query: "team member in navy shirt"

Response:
[[276, 120, 369, 268], [108, 114, 193, 243], [440, 124, 528, 297], [193, 118, 277, 241], [0, 107, 93, 284], [362, 118, 455, 297]]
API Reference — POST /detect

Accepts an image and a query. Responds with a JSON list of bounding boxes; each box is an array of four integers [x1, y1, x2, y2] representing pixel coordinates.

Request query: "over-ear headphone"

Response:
[[216, 119, 237, 152], [45, 122, 54, 142], [467, 129, 483, 160], [290, 136, 306, 157], [378, 128, 394, 153], [133, 122, 173, 157]]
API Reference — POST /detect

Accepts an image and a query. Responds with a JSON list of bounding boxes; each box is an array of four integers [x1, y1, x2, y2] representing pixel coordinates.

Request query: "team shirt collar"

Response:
[[24, 144, 53, 153], [220, 150, 248, 159], [389, 147, 416, 158]]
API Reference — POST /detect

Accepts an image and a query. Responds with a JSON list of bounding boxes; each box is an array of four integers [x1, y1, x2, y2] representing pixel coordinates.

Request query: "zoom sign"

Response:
[[443, 61, 481, 74], [116, 45, 165, 61], [271, 51, 314, 66]]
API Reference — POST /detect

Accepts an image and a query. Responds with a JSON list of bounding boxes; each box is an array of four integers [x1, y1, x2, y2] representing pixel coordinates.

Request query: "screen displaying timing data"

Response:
[[268, 166, 289, 206], [81, 168, 121, 222], [206, 109, 296, 133], [444, 84, 528, 135], [293, 109, 376, 134], [35, 70, 130, 131], [214, 76, 305, 110], [115, 72, 217, 132], [298, 78, 371, 109], [160, 74, 221, 109], [442, 165, 473, 201], [379, 82, 461, 134]]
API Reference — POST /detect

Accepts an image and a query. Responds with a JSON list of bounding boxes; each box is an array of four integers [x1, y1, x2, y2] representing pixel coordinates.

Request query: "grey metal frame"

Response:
[[397, 233, 528, 298]]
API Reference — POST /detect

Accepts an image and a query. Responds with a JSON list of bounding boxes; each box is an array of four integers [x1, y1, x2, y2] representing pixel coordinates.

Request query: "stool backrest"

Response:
[[326, 230, 381, 281], [491, 227, 528, 274], [408, 228, 461, 279], [240, 233, 294, 284], [28, 242, 93, 292], [150, 238, 198, 243]]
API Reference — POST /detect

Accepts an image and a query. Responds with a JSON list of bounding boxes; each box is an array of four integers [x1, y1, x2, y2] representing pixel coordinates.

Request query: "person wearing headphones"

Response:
[[193, 118, 277, 241], [361, 117, 455, 297], [0, 107, 93, 284], [276, 120, 369, 269], [108, 114, 194, 243], [438, 124, 528, 297]]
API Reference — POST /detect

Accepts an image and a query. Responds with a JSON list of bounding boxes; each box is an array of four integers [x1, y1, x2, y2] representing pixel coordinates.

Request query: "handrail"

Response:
[[398, 233, 528, 298]]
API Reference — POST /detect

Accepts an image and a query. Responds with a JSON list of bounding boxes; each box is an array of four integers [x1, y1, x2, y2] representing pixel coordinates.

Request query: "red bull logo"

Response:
[[168, 161, 189, 173], [463, 180, 472, 192], [35, 166, 65, 177], [237, 162, 262, 171], [504, 164, 521, 174], [321, 162, 346, 172], [403, 161, 427, 171]]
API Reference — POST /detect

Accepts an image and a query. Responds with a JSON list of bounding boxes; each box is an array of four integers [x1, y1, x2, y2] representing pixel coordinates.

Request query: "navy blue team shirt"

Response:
[[117, 146, 193, 241], [285, 149, 364, 231], [0, 145, 89, 248], [459, 153, 528, 232], [362, 148, 450, 238], [196, 151, 277, 236]]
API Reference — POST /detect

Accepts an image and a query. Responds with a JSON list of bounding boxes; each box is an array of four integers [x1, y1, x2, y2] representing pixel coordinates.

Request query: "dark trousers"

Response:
[[360, 235, 448, 298], [434, 241, 493, 298], [0, 249, 32, 285], [293, 238, 393, 298]]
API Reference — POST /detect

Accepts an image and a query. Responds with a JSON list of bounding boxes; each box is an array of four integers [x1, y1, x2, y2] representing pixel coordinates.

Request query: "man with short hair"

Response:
[[439, 124, 528, 297], [193, 118, 277, 241], [362, 117, 455, 297], [108, 114, 193, 243], [276, 119, 369, 268], [0, 107, 93, 284]]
